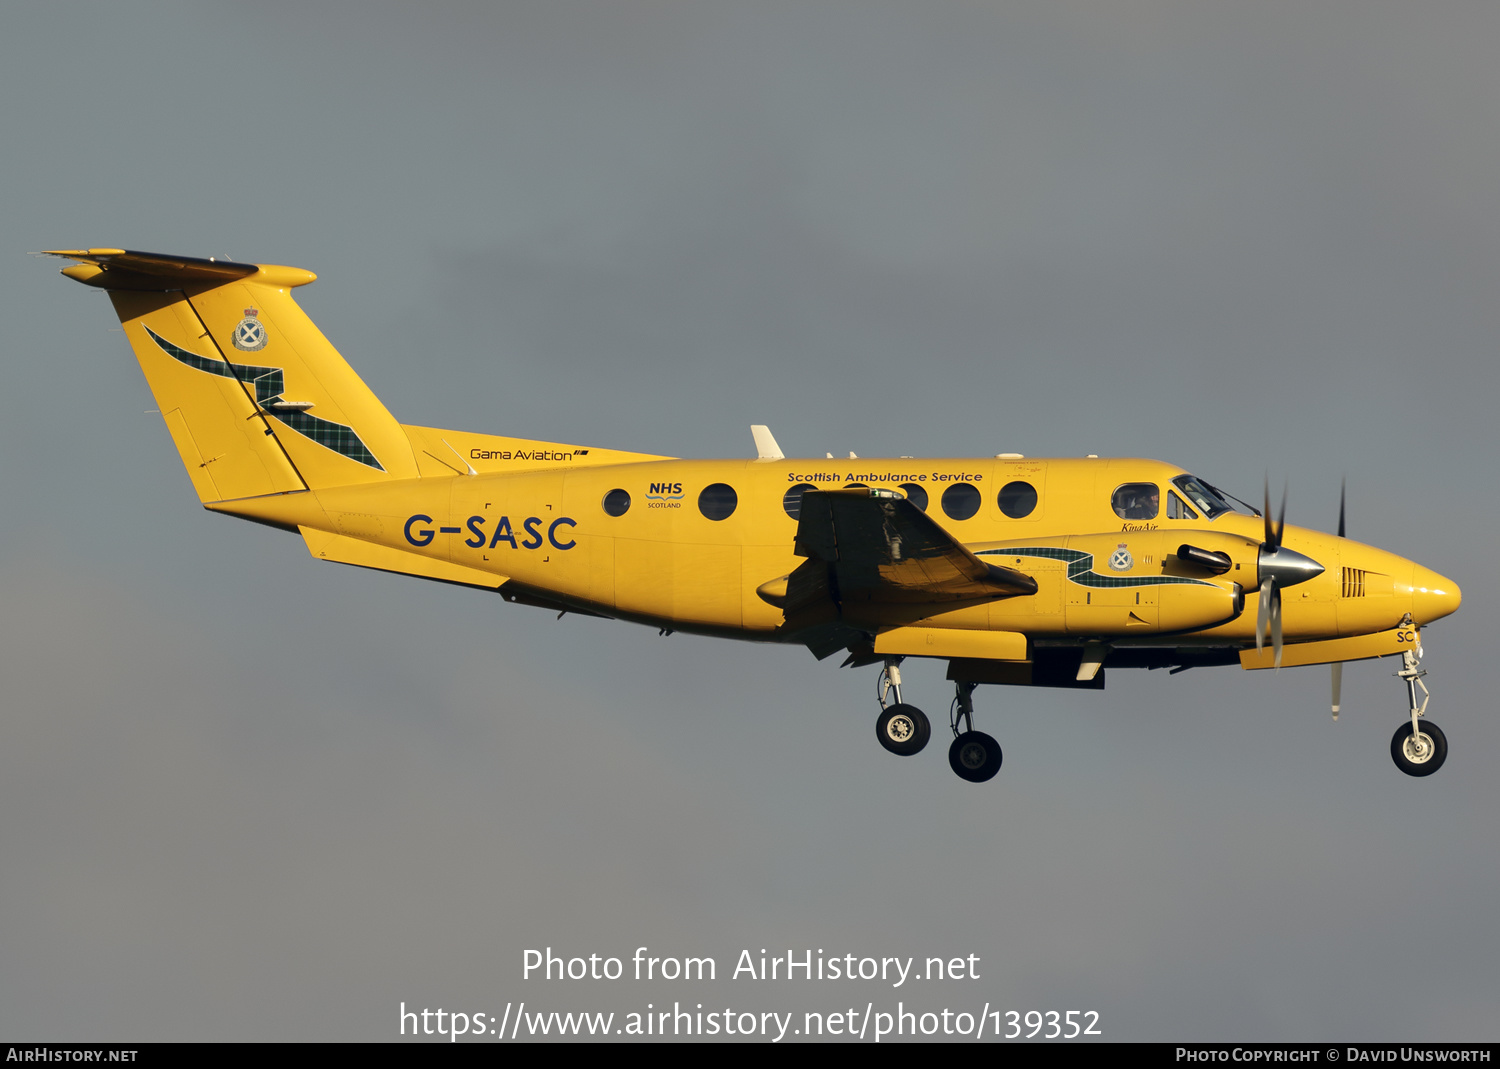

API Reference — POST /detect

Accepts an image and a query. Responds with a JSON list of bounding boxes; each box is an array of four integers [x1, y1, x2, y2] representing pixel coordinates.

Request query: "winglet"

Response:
[[751, 424, 784, 460]]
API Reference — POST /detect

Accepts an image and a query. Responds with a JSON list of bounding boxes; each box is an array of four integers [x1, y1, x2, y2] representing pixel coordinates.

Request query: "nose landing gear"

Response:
[[1390, 637, 1447, 777]]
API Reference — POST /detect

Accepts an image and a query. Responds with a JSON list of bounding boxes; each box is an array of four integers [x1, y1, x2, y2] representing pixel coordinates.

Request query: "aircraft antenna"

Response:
[[750, 425, 784, 461]]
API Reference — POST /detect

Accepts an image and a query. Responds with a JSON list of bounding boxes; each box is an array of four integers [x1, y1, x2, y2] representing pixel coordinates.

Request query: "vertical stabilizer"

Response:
[[49, 249, 419, 502]]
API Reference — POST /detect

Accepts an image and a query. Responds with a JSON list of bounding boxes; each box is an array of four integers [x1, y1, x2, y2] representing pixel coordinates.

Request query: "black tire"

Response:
[[1391, 720, 1448, 777], [877, 704, 931, 756], [948, 730, 1002, 783]]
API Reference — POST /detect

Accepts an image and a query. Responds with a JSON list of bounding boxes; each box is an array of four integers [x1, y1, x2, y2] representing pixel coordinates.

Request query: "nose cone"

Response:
[[1408, 565, 1461, 624]]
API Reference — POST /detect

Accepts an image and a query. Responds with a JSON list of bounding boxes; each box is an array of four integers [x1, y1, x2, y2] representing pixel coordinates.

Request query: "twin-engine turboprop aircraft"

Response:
[[47, 248, 1462, 782]]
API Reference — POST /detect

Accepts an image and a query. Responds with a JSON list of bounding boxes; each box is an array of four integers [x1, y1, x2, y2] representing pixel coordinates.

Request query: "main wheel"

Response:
[[876, 704, 931, 756], [1391, 720, 1448, 777], [948, 730, 1002, 783]]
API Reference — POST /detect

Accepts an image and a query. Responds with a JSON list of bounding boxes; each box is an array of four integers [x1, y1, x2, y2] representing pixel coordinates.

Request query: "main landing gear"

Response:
[[875, 659, 931, 757], [874, 660, 1002, 783], [948, 681, 1002, 783], [1390, 637, 1447, 777]]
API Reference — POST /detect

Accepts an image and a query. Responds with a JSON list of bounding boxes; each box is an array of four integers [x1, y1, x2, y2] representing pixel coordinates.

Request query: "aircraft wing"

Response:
[[787, 489, 1037, 615]]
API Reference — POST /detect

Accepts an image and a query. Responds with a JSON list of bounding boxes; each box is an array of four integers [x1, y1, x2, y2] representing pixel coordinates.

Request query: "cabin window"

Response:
[[899, 482, 928, 512], [782, 483, 816, 520], [698, 483, 738, 521], [941, 482, 981, 520], [1166, 491, 1198, 520], [843, 483, 868, 490], [602, 488, 631, 517], [997, 480, 1038, 519], [1112, 482, 1160, 520]]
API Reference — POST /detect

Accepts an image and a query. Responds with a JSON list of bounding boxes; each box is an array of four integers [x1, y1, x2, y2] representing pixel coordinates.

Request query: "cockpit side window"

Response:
[[1112, 482, 1160, 520], [1172, 476, 1234, 519], [1167, 491, 1199, 520]]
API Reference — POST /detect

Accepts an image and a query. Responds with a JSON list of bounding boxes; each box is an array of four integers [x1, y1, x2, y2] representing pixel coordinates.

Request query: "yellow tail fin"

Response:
[[48, 249, 418, 501]]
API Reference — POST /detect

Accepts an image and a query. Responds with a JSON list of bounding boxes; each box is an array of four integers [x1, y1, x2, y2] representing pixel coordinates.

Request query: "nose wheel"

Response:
[[1390, 720, 1447, 777]]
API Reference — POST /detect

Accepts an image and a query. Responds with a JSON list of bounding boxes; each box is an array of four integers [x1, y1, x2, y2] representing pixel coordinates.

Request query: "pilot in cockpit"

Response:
[[1116, 486, 1160, 520]]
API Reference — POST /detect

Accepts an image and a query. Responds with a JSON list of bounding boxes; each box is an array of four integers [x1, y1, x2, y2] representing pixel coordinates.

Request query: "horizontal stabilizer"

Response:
[[301, 527, 506, 591], [43, 248, 311, 290]]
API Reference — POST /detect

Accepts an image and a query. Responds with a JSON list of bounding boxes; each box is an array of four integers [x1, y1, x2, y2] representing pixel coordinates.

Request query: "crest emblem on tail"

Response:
[[232, 308, 268, 352]]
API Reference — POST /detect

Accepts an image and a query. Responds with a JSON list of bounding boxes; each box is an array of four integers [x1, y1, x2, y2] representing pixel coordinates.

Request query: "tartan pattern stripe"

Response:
[[977, 546, 1215, 589], [145, 326, 384, 471]]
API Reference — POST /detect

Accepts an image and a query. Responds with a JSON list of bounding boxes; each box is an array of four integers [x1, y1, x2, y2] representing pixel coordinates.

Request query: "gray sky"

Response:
[[2, 1, 1496, 1042]]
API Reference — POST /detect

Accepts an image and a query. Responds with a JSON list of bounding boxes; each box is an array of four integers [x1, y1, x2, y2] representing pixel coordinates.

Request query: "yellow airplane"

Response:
[[46, 248, 1462, 782]]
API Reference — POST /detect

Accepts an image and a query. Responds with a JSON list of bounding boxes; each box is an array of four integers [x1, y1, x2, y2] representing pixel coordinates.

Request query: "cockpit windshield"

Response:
[[1171, 475, 1243, 520]]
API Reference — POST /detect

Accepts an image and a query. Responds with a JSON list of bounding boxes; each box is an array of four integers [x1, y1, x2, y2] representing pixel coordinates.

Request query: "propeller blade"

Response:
[[1271, 585, 1283, 669], [1338, 477, 1346, 538], [1256, 577, 1273, 654], [1263, 477, 1277, 549], [1331, 662, 1342, 719], [1275, 484, 1287, 549]]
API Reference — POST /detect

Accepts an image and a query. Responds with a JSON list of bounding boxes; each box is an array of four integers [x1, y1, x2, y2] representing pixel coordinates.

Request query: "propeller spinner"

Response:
[[1255, 480, 1325, 669]]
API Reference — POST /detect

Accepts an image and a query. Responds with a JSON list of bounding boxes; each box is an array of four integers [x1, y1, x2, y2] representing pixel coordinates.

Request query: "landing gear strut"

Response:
[[875, 658, 930, 756], [1390, 635, 1447, 777], [948, 681, 1002, 783]]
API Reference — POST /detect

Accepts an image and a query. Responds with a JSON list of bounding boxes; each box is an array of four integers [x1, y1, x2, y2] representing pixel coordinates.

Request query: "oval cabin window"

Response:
[[602, 488, 631, 516], [941, 483, 981, 520], [997, 481, 1037, 518], [782, 483, 815, 520], [698, 483, 738, 521]]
